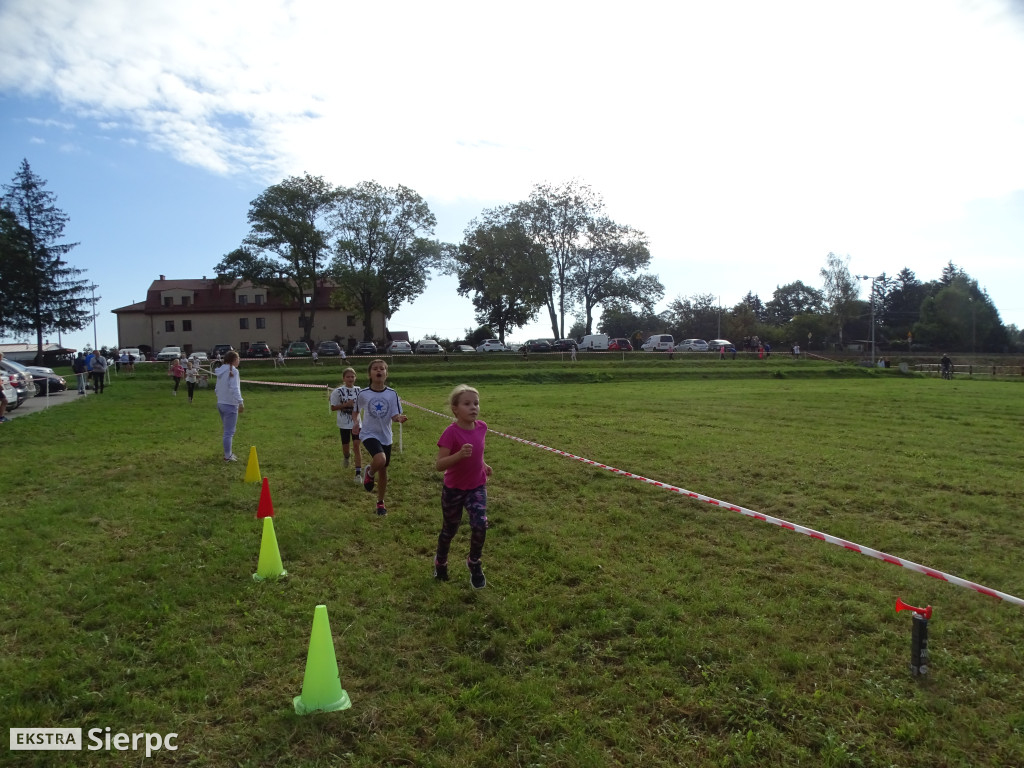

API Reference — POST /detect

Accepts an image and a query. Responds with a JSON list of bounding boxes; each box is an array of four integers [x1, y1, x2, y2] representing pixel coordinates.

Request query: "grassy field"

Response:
[[2, 355, 1023, 767]]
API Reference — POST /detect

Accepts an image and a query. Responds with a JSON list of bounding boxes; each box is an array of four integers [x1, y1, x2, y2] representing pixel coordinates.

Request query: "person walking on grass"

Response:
[[169, 357, 185, 396], [214, 350, 244, 462], [433, 384, 492, 589], [185, 357, 200, 403], [329, 366, 363, 482], [356, 359, 407, 517], [90, 351, 108, 394]]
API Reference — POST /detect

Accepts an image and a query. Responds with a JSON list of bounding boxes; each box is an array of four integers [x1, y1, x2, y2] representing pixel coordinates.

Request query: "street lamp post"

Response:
[[856, 274, 881, 366], [88, 284, 99, 352]]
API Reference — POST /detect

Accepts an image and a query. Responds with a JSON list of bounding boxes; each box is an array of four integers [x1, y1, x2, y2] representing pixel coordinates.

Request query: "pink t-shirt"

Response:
[[437, 419, 488, 490]]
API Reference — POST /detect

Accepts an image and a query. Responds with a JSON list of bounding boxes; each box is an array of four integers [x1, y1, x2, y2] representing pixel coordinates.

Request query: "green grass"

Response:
[[2, 357, 1023, 766]]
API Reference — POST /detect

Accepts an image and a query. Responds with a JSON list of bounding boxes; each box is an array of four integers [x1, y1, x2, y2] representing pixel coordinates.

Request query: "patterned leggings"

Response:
[[435, 484, 488, 565]]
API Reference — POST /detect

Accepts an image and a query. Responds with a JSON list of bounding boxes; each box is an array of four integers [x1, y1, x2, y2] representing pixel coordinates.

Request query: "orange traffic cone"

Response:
[[257, 477, 274, 519]]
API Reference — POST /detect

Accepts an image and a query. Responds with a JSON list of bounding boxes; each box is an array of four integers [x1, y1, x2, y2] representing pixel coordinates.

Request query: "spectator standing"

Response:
[[72, 352, 88, 395], [90, 351, 108, 394]]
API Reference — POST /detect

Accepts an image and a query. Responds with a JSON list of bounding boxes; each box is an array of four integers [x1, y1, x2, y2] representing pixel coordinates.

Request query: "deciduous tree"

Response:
[[329, 181, 442, 340], [216, 173, 340, 343], [451, 210, 550, 344]]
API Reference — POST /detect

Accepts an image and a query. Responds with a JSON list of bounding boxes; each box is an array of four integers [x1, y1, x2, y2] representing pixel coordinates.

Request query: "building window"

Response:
[[181, 296, 190, 306], [163, 297, 173, 307], [239, 318, 249, 330], [347, 315, 356, 326], [238, 295, 248, 305], [256, 317, 266, 330], [255, 295, 264, 305], [165, 320, 175, 332], [183, 320, 192, 332]]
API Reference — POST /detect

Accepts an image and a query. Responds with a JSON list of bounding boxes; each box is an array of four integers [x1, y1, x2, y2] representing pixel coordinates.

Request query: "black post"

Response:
[[910, 614, 930, 677]]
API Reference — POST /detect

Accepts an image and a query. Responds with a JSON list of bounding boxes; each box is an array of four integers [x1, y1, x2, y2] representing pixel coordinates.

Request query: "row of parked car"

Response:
[[1, 357, 68, 410]]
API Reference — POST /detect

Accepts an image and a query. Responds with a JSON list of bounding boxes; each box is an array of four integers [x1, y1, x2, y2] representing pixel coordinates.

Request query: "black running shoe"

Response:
[[375, 502, 387, 517], [363, 473, 375, 493], [467, 559, 486, 589], [433, 562, 449, 581]]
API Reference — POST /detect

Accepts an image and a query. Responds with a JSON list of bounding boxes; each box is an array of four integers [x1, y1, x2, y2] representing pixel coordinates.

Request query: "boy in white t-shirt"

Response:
[[329, 367, 363, 481]]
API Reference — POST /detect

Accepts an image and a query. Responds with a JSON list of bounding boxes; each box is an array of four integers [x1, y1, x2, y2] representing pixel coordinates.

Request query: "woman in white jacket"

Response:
[[214, 351, 244, 461]]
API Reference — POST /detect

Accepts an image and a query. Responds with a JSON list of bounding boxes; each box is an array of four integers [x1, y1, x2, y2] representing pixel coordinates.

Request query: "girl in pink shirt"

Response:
[[433, 384, 492, 588], [169, 358, 185, 396]]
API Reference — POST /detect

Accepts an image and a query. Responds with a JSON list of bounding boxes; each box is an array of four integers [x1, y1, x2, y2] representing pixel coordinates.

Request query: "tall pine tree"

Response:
[[1, 160, 91, 362]]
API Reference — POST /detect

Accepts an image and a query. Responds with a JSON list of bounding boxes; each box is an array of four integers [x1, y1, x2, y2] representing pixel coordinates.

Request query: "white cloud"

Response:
[[2, 0, 1023, 331]]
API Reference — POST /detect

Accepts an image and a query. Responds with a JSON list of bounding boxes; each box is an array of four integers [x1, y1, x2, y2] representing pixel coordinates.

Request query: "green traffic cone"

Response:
[[252, 516, 287, 581], [293, 605, 352, 715]]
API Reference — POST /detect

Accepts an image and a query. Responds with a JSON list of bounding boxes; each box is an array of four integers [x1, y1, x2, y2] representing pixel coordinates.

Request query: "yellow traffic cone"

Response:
[[293, 605, 352, 715], [252, 517, 287, 581], [244, 446, 261, 483]]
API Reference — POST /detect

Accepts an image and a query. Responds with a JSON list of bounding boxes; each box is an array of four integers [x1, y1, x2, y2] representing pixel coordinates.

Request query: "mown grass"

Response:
[[1, 356, 1022, 767]]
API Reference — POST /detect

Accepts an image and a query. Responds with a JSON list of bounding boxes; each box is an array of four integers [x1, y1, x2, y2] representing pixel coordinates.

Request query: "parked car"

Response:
[[118, 348, 144, 366], [156, 345, 182, 361], [525, 339, 552, 353], [353, 341, 377, 355], [247, 342, 272, 358], [316, 340, 342, 356], [24, 365, 67, 395], [1, 372, 20, 410], [552, 339, 578, 352], [389, 340, 413, 354], [452, 345, 475, 353], [285, 342, 311, 357], [476, 339, 505, 352], [608, 338, 633, 351], [678, 339, 709, 352], [0, 359, 33, 404], [707, 339, 736, 353], [210, 344, 234, 359], [641, 334, 675, 352], [189, 351, 210, 363], [415, 339, 441, 354]]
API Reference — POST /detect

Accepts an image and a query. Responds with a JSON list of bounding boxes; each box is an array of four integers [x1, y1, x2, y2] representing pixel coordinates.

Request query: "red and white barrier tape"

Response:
[[401, 398, 1024, 610], [240, 379, 331, 389]]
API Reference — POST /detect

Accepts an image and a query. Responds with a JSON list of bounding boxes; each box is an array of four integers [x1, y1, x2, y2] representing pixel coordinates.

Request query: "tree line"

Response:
[[2, 162, 1016, 360], [223, 173, 1017, 353]]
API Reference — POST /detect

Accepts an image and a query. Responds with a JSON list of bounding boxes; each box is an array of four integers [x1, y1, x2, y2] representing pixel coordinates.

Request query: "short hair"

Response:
[[448, 384, 479, 413]]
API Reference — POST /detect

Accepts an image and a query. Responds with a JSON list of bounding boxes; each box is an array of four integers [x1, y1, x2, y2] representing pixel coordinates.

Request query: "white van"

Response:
[[641, 334, 675, 352], [578, 334, 609, 351]]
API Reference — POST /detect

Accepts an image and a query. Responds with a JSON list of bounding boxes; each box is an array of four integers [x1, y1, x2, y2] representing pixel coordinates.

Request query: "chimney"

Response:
[[159, 274, 166, 281]]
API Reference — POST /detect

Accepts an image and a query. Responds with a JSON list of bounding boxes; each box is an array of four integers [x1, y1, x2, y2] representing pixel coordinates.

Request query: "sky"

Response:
[[1, 0, 1023, 352]]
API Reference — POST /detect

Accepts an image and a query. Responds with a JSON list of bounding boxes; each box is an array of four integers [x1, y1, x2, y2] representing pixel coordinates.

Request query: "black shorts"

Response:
[[338, 427, 361, 446], [360, 438, 392, 466]]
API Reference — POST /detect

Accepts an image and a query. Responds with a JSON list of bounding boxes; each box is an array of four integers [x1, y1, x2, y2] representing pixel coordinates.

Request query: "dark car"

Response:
[[552, 339, 577, 352], [248, 341, 273, 358], [353, 341, 377, 355], [210, 344, 234, 359], [317, 340, 342, 356], [25, 365, 67, 395], [608, 338, 633, 351], [525, 339, 552, 353]]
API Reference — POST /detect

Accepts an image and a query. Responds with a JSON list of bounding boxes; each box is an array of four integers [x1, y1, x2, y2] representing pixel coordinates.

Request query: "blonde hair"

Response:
[[448, 384, 479, 413], [342, 367, 356, 378]]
